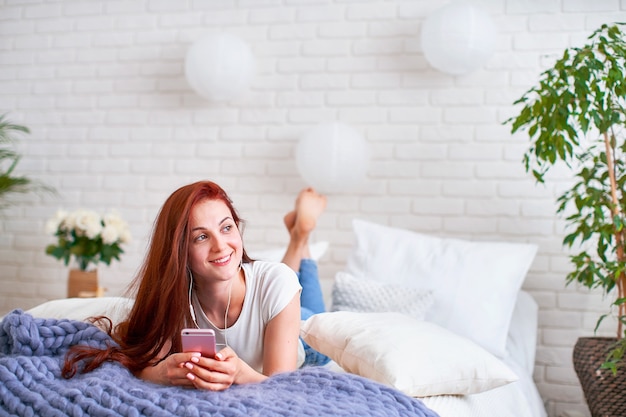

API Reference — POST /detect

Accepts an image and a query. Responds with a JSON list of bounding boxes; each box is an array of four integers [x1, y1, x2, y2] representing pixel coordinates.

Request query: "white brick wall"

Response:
[[1, 0, 624, 415]]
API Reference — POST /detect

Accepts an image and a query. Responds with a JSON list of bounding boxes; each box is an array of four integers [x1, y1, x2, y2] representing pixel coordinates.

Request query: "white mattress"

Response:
[[21, 290, 547, 417], [316, 291, 546, 417], [420, 291, 547, 417]]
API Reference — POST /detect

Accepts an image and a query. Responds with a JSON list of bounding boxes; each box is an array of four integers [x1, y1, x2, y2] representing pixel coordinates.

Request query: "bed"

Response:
[[1, 219, 548, 417]]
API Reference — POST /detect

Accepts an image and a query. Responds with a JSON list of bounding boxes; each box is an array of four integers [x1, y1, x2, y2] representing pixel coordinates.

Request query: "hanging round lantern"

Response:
[[420, 3, 496, 75], [184, 33, 256, 102], [295, 122, 369, 194]]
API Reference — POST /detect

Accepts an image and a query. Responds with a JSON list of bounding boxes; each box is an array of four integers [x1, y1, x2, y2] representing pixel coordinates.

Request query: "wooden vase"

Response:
[[67, 269, 99, 298]]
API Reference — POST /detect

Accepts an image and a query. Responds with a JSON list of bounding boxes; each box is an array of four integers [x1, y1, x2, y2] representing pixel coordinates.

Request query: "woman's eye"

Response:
[[222, 224, 232, 233], [195, 234, 207, 242]]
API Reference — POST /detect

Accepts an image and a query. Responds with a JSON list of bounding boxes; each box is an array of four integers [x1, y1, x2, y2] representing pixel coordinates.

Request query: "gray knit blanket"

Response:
[[0, 311, 440, 417]]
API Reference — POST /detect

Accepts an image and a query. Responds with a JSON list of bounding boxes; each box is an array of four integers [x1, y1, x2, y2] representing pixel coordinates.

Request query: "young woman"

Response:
[[62, 181, 329, 390]]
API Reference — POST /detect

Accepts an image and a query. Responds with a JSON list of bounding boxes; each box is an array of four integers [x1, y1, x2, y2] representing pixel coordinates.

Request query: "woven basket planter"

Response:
[[573, 337, 626, 417]]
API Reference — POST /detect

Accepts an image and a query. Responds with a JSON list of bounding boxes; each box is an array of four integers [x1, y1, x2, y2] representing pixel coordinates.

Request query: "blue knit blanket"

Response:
[[0, 311, 439, 417]]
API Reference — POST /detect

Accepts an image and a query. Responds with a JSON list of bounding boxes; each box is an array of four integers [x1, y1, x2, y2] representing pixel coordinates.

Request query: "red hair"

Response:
[[62, 181, 252, 377]]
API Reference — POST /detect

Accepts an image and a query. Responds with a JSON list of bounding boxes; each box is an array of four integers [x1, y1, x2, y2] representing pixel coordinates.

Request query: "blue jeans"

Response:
[[298, 259, 330, 366]]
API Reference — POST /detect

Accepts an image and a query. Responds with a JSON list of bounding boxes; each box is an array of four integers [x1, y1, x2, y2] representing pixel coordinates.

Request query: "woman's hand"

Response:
[[138, 352, 202, 387], [183, 346, 239, 390], [184, 346, 268, 390], [139, 346, 268, 391]]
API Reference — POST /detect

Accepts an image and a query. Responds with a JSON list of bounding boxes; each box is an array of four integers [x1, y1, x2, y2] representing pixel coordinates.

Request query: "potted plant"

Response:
[[0, 113, 53, 208], [505, 22, 626, 416], [45, 209, 132, 297]]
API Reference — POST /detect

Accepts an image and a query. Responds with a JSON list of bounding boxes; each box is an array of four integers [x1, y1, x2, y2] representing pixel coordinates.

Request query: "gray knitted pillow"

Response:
[[331, 272, 433, 320]]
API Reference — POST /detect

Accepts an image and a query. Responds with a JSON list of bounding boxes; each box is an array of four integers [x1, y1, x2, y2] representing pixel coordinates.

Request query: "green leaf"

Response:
[[0, 113, 55, 208], [614, 215, 624, 231]]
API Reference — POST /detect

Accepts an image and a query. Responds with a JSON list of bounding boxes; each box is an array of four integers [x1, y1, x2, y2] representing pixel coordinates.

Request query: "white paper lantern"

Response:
[[296, 122, 369, 194], [421, 2, 496, 75], [184, 33, 256, 102]]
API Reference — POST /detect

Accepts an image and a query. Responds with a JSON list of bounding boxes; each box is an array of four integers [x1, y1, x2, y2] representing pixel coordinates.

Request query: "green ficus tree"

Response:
[[506, 22, 626, 373]]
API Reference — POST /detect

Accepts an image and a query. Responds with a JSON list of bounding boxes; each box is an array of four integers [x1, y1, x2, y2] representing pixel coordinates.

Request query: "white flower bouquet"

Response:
[[45, 209, 132, 271]]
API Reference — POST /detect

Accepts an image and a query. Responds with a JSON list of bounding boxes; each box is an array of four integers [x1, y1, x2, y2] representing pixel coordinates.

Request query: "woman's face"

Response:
[[187, 198, 243, 283]]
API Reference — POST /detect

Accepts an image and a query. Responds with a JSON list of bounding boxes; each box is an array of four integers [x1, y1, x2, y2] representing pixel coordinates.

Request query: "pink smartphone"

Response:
[[181, 328, 217, 358]]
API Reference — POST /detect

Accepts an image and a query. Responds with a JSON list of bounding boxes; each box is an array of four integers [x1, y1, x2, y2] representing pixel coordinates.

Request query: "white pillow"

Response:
[[25, 297, 134, 326], [331, 271, 433, 321], [300, 311, 518, 397], [345, 219, 537, 358], [248, 241, 329, 262]]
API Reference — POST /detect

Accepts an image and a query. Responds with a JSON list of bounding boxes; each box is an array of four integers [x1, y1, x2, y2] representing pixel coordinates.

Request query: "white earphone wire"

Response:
[[223, 279, 232, 346], [187, 266, 239, 346], [188, 269, 199, 328]]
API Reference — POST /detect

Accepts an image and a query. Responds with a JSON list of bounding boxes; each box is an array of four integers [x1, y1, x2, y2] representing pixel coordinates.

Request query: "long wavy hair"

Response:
[[62, 180, 252, 377]]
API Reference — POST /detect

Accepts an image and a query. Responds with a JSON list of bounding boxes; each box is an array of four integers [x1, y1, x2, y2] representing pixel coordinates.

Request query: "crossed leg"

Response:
[[281, 187, 327, 272], [281, 188, 330, 366]]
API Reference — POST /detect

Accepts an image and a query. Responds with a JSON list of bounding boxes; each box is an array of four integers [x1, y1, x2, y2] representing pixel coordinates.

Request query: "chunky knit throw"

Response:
[[0, 311, 439, 417]]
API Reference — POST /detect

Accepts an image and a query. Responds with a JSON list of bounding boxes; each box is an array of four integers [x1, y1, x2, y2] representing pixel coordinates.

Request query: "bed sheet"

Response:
[[420, 291, 547, 417], [420, 361, 543, 417], [319, 290, 546, 417], [16, 290, 547, 417], [0, 310, 439, 417]]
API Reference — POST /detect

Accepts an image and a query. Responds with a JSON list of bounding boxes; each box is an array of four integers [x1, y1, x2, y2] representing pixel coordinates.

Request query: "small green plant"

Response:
[[505, 23, 626, 374], [0, 114, 53, 208]]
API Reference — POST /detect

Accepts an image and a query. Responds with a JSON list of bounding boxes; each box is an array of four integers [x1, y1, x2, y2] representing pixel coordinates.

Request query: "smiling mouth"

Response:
[[211, 254, 231, 265]]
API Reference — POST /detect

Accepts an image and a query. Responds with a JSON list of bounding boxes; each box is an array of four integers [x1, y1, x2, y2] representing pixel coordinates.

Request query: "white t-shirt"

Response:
[[191, 260, 303, 373]]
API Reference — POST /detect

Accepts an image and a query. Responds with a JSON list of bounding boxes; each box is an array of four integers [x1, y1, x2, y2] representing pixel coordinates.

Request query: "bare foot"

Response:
[[283, 210, 296, 231], [280, 188, 326, 270], [293, 188, 326, 235]]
